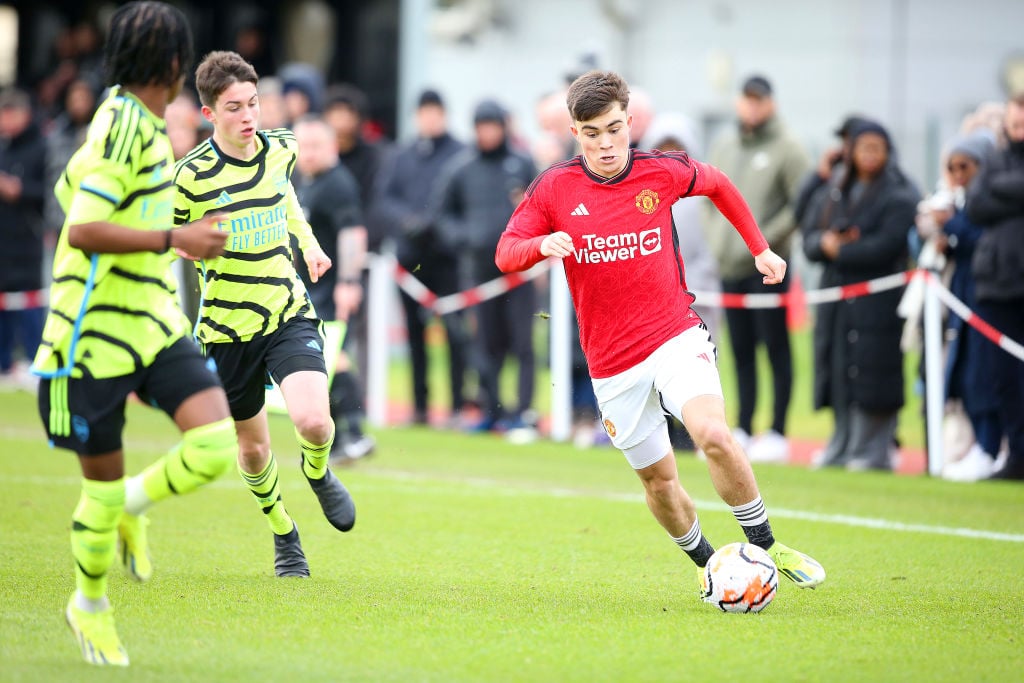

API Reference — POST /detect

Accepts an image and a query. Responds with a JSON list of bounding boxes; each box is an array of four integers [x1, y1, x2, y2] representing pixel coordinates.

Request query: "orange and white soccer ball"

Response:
[[701, 542, 778, 613]]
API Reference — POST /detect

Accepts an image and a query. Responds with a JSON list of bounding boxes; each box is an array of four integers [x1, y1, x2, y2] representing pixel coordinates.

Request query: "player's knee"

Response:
[[293, 412, 333, 446], [183, 417, 237, 480], [690, 420, 732, 459], [76, 485, 125, 530], [642, 472, 677, 500]]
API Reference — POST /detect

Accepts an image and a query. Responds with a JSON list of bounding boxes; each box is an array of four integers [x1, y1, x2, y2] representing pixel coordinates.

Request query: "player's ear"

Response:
[[570, 124, 579, 141], [200, 105, 215, 124]]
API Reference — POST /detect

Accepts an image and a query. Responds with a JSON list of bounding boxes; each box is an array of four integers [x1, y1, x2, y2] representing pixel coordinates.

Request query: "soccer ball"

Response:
[[701, 542, 778, 613]]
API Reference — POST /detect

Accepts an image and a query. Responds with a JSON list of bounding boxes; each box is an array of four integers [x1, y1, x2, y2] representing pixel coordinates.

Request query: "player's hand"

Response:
[[173, 212, 229, 260], [304, 245, 332, 284], [754, 248, 787, 285], [540, 231, 574, 259]]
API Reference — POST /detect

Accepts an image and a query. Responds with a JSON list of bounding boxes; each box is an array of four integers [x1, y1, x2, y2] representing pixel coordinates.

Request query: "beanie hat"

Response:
[[473, 99, 507, 125]]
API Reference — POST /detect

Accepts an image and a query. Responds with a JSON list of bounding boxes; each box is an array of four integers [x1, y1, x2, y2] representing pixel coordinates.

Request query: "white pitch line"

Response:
[[4, 468, 1023, 544]]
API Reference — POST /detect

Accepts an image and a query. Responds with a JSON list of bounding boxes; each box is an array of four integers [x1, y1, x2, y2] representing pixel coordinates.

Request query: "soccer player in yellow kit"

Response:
[[33, 2, 238, 666], [174, 51, 355, 577]]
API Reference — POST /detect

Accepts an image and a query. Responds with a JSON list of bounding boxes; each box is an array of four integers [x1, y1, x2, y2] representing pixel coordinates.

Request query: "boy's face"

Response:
[[203, 81, 259, 150], [571, 103, 632, 179]]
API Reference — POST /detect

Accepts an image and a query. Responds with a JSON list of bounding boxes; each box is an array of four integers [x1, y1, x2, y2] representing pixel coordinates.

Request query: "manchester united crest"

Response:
[[635, 189, 659, 215], [603, 418, 617, 438]]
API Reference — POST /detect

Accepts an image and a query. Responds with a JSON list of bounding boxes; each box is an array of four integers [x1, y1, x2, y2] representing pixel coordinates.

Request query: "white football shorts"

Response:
[[592, 324, 723, 470]]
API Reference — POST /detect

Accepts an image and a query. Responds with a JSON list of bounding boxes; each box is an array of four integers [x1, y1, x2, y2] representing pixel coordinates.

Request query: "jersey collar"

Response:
[[580, 149, 634, 185], [209, 130, 269, 166]]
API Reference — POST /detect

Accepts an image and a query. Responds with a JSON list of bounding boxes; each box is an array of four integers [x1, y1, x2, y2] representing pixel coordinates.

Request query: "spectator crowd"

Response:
[[2, 16, 1022, 483]]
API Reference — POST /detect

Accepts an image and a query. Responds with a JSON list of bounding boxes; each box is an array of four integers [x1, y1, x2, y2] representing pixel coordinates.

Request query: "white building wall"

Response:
[[399, 0, 1024, 189]]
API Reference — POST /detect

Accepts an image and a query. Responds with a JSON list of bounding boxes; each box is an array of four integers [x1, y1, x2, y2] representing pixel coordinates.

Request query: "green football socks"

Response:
[[297, 426, 333, 480], [240, 452, 294, 536], [128, 417, 237, 513], [70, 478, 125, 600]]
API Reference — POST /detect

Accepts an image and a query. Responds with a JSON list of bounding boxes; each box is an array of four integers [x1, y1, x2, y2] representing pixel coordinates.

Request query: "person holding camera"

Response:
[[801, 121, 920, 471]]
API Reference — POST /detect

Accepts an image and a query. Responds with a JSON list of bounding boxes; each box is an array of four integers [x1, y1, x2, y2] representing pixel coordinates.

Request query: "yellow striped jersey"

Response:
[[32, 88, 189, 379], [173, 129, 318, 344]]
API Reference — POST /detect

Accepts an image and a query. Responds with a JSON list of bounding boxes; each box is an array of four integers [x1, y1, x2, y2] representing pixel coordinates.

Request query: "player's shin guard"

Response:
[[672, 517, 715, 568], [71, 478, 125, 600], [298, 425, 333, 480], [137, 418, 237, 504], [240, 452, 294, 535]]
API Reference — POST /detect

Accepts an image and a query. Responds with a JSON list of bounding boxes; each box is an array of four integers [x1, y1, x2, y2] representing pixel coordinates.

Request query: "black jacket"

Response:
[[339, 137, 392, 253], [433, 141, 536, 284], [376, 131, 465, 268], [966, 137, 1024, 302], [0, 121, 47, 292], [802, 164, 919, 411]]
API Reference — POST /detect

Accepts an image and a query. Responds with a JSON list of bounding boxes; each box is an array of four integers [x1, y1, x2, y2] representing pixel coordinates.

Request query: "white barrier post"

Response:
[[922, 271, 945, 476], [366, 252, 393, 428], [549, 260, 573, 442]]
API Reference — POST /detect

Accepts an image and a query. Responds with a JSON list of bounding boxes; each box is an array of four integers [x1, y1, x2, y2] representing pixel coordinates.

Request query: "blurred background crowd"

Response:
[[1, 0, 1023, 481]]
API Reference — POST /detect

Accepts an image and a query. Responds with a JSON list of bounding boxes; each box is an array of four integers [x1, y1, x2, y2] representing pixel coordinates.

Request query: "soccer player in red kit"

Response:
[[496, 70, 825, 594]]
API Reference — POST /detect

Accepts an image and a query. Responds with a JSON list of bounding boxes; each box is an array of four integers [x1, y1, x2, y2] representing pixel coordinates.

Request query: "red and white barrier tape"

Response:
[[394, 264, 1024, 360], [688, 270, 916, 309], [395, 260, 550, 315], [0, 289, 47, 311], [921, 271, 1024, 362]]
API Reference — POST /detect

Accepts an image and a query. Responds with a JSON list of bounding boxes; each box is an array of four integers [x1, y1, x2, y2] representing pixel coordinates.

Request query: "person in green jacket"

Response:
[[703, 75, 809, 464]]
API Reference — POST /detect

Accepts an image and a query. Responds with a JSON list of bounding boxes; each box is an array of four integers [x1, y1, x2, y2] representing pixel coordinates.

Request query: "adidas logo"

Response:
[[570, 203, 590, 216], [306, 339, 322, 351], [215, 190, 232, 206]]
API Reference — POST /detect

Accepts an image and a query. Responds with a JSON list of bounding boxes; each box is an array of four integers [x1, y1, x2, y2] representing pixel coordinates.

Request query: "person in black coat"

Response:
[[802, 121, 919, 470], [377, 89, 470, 426], [433, 99, 538, 432], [0, 88, 47, 379], [965, 94, 1024, 480]]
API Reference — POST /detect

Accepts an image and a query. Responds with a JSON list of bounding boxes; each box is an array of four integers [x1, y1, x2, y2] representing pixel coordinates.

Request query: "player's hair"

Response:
[[195, 51, 259, 108], [103, 1, 193, 89], [566, 70, 630, 123]]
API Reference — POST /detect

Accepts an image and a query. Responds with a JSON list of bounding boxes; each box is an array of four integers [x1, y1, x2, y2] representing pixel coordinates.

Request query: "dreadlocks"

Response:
[[103, 1, 194, 89]]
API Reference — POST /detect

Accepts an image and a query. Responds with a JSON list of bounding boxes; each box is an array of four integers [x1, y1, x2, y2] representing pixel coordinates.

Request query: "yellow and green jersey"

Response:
[[173, 129, 318, 344], [32, 88, 189, 379]]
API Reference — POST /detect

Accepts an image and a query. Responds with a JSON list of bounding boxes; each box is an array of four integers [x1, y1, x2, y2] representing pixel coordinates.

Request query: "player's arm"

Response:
[[286, 183, 331, 283], [686, 160, 785, 284], [66, 176, 227, 258], [67, 217, 227, 258]]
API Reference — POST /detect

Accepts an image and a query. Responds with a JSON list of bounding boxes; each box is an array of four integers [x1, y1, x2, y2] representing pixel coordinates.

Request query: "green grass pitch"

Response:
[[1, 387, 1022, 682]]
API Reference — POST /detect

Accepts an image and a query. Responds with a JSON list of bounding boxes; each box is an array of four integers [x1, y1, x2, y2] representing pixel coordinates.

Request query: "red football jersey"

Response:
[[496, 150, 768, 378]]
